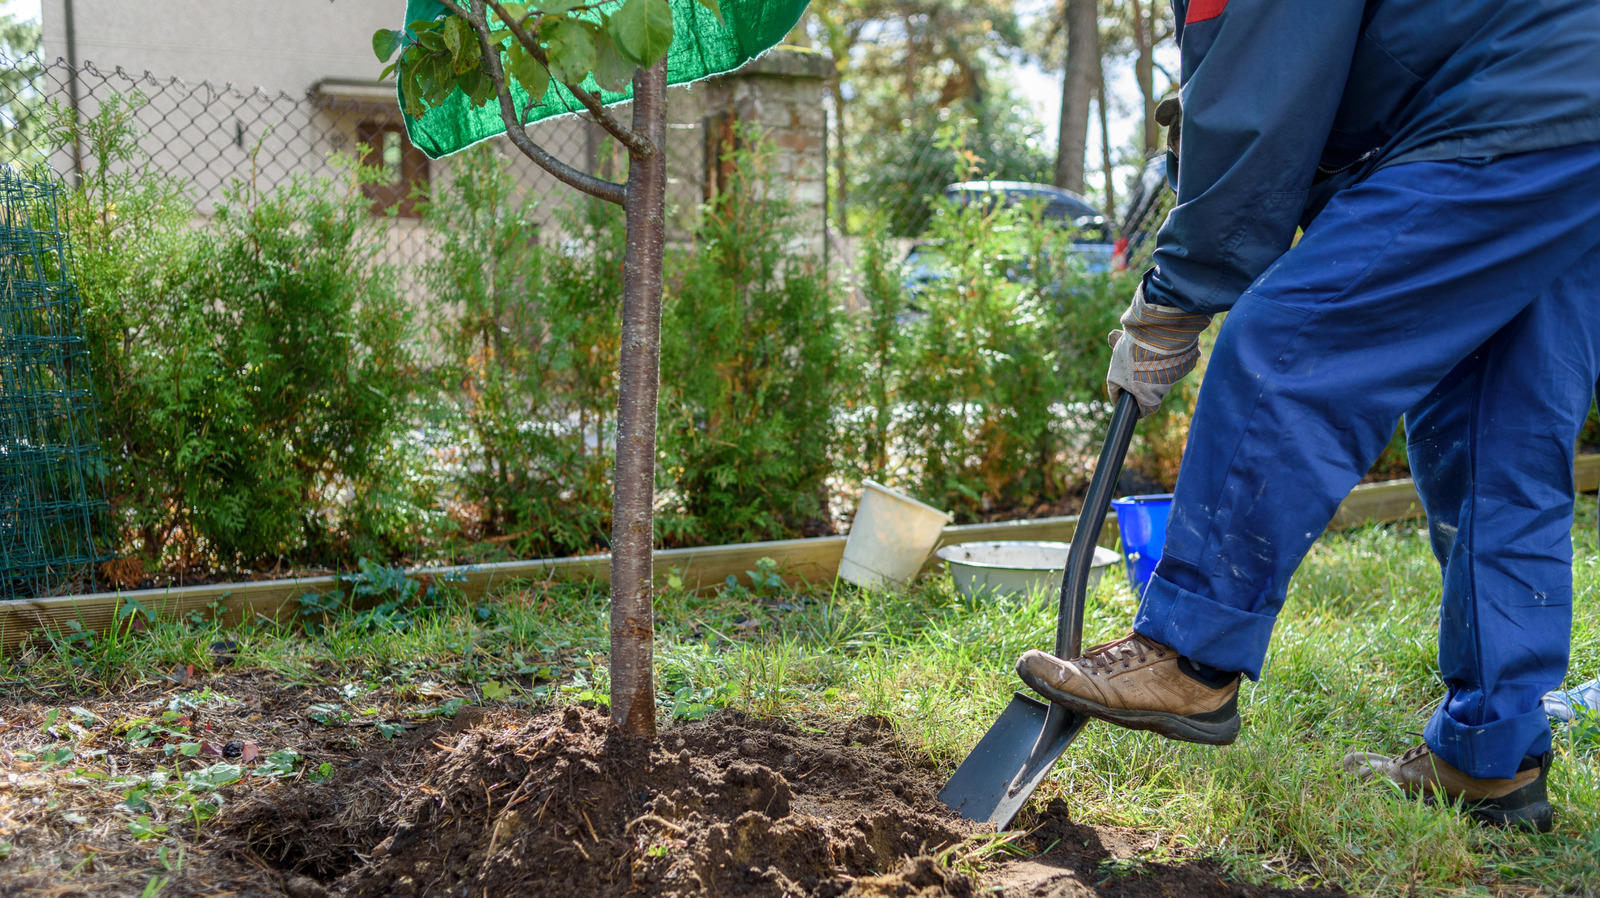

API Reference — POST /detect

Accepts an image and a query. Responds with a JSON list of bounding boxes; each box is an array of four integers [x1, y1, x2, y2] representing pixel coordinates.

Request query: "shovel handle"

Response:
[[1055, 391, 1139, 659]]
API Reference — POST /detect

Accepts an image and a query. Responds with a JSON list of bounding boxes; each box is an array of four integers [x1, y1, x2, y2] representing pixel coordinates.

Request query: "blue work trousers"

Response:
[[1133, 142, 1600, 778]]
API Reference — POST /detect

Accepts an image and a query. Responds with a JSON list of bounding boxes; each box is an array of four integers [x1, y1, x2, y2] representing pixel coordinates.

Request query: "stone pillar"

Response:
[[702, 49, 832, 257]]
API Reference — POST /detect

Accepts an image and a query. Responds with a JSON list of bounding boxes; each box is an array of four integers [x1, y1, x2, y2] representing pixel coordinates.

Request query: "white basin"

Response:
[[935, 540, 1120, 601]]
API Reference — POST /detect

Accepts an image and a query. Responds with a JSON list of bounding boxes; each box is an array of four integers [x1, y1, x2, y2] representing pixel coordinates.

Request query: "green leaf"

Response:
[[442, 16, 466, 62], [544, 17, 597, 85], [372, 28, 405, 62], [592, 31, 636, 92], [400, 52, 425, 111], [183, 763, 243, 791], [538, 0, 582, 13], [481, 679, 513, 701], [128, 815, 168, 841], [496, 2, 529, 25], [506, 41, 551, 104], [449, 20, 484, 75], [460, 68, 497, 107], [420, 53, 458, 105], [609, 0, 674, 67], [417, 29, 448, 52], [693, 0, 724, 24], [256, 750, 301, 778]]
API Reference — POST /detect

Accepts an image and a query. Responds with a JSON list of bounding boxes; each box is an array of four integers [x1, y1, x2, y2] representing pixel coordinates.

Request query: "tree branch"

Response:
[[439, 0, 626, 205], [483, 0, 654, 157]]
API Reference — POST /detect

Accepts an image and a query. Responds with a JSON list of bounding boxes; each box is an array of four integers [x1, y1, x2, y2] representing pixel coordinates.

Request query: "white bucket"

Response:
[[838, 479, 954, 588]]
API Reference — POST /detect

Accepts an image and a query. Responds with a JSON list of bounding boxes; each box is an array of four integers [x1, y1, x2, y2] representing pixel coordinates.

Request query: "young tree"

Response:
[[376, 0, 798, 740]]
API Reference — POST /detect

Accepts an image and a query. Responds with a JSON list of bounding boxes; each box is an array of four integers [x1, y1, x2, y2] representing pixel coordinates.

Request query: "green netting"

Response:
[[0, 167, 108, 600], [400, 0, 811, 159]]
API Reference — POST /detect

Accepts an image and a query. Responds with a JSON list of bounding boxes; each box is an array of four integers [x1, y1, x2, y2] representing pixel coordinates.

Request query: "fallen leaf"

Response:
[[240, 743, 260, 763], [199, 742, 222, 758]]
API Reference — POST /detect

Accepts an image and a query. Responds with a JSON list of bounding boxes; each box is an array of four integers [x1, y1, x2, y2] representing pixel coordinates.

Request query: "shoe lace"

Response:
[[1397, 743, 1432, 764], [1078, 633, 1168, 672]]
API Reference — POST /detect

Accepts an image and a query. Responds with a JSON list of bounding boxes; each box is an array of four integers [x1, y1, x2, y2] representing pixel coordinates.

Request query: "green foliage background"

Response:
[[54, 100, 1170, 581], [55, 96, 422, 576]]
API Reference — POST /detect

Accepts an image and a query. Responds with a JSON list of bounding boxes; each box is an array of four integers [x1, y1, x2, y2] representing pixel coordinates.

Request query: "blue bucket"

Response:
[[1111, 494, 1173, 595]]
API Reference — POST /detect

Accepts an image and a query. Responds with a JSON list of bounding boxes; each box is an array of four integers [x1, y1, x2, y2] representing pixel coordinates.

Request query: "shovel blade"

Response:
[[937, 691, 1088, 829]]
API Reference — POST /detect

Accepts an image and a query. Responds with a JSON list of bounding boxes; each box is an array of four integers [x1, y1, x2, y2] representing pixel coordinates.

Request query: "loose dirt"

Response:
[[1, 670, 1344, 896], [218, 707, 1344, 898]]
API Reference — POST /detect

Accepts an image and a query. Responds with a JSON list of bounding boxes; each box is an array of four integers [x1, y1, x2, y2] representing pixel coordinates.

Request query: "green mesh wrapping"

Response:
[[399, 0, 810, 159], [0, 168, 108, 600]]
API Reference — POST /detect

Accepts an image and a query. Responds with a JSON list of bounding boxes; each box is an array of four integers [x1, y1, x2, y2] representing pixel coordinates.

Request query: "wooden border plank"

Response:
[[8, 457, 1600, 654]]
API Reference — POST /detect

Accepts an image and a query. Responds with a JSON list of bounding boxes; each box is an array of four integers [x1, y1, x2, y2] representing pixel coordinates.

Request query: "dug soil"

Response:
[[218, 707, 1343, 898]]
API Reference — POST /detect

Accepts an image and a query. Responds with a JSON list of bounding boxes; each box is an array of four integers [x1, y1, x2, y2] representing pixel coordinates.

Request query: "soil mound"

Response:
[[221, 707, 1344, 898], [228, 706, 974, 897]]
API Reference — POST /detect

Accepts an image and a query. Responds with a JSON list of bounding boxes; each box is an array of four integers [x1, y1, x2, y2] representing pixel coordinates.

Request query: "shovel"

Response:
[[936, 390, 1140, 828]]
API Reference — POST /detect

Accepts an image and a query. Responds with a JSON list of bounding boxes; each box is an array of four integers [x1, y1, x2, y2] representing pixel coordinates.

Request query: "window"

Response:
[[358, 121, 428, 217]]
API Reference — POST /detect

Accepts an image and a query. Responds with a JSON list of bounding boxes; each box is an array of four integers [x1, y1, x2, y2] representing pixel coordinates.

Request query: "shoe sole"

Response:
[[1468, 799, 1554, 834], [1358, 756, 1556, 835], [1016, 663, 1241, 746]]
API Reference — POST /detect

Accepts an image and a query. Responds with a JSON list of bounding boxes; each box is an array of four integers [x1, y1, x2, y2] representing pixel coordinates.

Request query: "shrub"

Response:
[[658, 137, 841, 544], [837, 220, 905, 482], [423, 146, 621, 559], [53, 96, 421, 573], [874, 194, 1133, 519]]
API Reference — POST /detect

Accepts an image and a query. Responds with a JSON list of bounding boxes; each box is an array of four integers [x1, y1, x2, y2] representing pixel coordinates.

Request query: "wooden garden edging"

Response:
[[6, 454, 1600, 654]]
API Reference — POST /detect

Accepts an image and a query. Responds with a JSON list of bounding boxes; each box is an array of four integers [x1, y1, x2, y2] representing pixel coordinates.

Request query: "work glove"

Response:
[[1155, 94, 1181, 162], [1106, 283, 1212, 417]]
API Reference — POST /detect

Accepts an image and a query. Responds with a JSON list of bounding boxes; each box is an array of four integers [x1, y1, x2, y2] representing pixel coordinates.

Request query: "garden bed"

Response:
[[1, 675, 1338, 897]]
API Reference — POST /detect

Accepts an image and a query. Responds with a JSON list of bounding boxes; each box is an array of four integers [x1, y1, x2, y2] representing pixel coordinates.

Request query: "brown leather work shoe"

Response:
[[1015, 632, 1241, 745], [1343, 743, 1553, 833]]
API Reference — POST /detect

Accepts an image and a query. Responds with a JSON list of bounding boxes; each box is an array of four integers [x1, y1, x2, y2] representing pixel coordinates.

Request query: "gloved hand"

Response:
[[1106, 283, 1212, 417], [1155, 94, 1181, 162]]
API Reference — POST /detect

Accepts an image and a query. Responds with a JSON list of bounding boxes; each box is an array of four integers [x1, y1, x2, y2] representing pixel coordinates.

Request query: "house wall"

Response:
[[41, 0, 395, 93], [35, 2, 831, 268]]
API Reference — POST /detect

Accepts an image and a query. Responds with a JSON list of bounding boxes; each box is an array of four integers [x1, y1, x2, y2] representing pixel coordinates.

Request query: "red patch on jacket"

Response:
[[1186, 0, 1227, 24]]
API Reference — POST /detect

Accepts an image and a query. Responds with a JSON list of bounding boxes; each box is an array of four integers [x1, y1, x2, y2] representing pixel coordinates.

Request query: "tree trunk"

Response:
[[1097, 59, 1116, 220], [1053, 0, 1098, 192], [1131, 0, 1158, 154], [608, 58, 668, 741]]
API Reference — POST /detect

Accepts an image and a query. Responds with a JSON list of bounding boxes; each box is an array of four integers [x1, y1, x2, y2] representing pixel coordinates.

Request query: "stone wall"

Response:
[[700, 49, 832, 254]]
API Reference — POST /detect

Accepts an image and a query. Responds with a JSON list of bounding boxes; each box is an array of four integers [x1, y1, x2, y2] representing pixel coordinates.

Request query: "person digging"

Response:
[[1017, 0, 1600, 835]]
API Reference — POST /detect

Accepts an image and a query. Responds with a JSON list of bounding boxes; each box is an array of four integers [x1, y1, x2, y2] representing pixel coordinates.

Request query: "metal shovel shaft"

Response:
[[1005, 392, 1139, 794], [938, 392, 1140, 827], [1056, 391, 1140, 660]]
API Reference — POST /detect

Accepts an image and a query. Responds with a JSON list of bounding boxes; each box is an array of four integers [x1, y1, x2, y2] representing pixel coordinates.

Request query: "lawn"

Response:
[[2, 510, 1597, 896]]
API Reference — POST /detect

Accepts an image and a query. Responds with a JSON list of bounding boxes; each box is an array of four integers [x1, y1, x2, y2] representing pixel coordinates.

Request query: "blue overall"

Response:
[[1131, 1, 1600, 779]]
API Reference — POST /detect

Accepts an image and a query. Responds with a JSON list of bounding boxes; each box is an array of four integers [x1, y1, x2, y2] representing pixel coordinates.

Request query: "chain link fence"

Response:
[[0, 54, 723, 281]]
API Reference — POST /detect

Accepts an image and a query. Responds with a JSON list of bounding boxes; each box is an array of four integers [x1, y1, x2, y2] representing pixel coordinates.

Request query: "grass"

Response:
[[5, 509, 1600, 896]]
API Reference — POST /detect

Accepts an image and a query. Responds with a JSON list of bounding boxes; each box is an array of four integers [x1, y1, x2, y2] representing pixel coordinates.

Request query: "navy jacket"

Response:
[[1146, 0, 1600, 314]]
